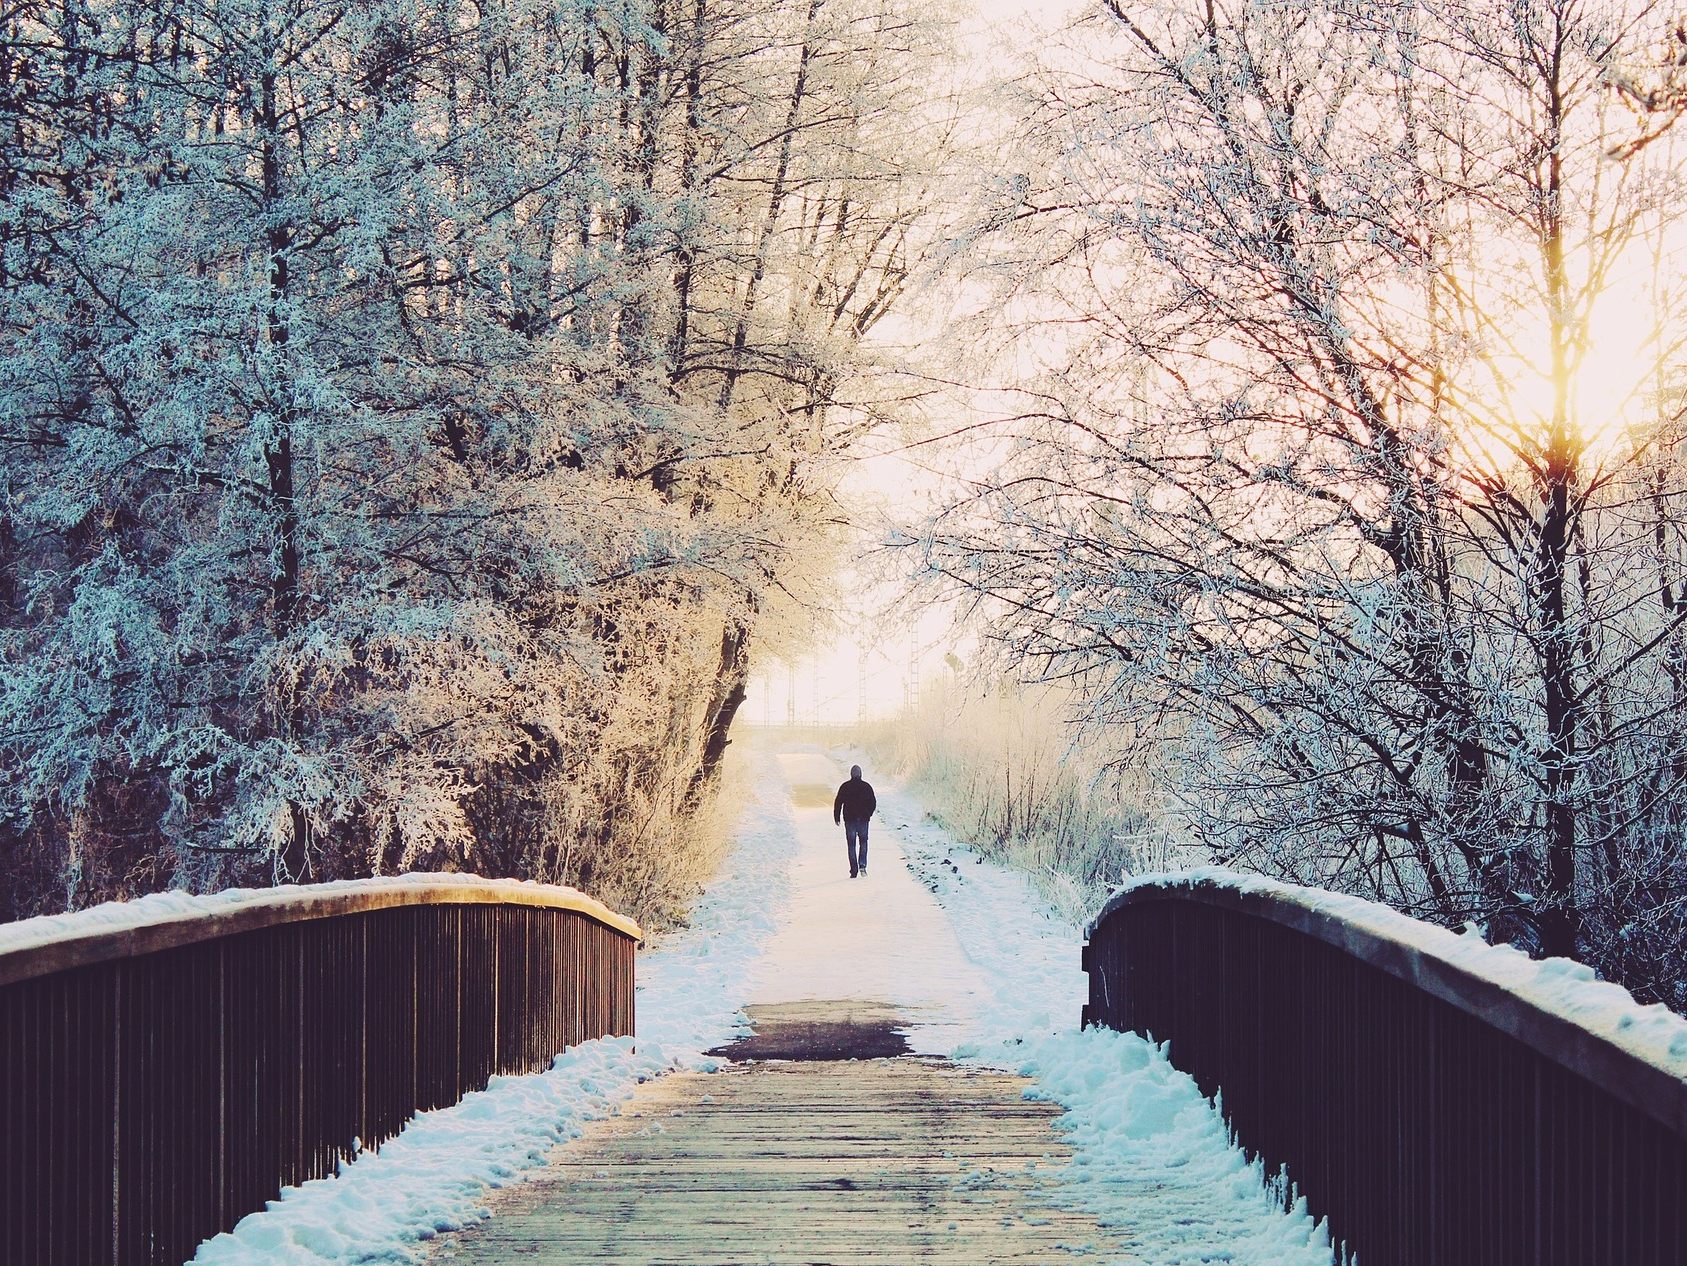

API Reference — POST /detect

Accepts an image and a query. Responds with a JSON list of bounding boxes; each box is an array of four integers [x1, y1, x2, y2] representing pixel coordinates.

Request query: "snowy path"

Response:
[[426, 748, 1130, 1262], [742, 751, 992, 1054], [193, 737, 1338, 1265]]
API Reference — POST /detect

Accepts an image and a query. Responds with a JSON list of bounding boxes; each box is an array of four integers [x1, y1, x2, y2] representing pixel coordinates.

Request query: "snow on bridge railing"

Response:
[[1083, 869, 1687, 1266], [0, 875, 639, 1266]]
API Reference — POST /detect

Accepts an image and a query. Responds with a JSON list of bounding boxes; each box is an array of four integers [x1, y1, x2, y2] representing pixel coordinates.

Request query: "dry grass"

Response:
[[858, 679, 1198, 922]]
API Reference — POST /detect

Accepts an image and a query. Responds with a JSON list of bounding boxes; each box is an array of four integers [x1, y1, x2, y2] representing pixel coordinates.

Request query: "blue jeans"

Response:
[[845, 819, 870, 874]]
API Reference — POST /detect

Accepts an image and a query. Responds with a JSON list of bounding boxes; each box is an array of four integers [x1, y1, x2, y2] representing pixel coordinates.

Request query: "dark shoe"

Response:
[[849, 871, 858, 878]]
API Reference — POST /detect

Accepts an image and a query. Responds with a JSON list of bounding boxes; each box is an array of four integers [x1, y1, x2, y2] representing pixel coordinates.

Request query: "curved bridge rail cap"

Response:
[[0, 873, 642, 988], [1091, 867, 1687, 1137]]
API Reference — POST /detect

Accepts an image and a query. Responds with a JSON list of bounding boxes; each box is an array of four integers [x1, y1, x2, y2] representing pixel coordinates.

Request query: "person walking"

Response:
[[833, 764, 877, 878]]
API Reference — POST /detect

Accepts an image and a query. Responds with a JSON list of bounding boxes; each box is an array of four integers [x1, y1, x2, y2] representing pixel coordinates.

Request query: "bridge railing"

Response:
[[1083, 872, 1687, 1266], [0, 876, 639, 1266]]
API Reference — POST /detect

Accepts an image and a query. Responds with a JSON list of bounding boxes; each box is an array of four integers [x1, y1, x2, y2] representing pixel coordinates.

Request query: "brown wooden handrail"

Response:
[[0, 876, 639, 1266], [0, 874, 641, 986], [1084, 874, 1687, 1266], [1088, 877, 1686, 1134]]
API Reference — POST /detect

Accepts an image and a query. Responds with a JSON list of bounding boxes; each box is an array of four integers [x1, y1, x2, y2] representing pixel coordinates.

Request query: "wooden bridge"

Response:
[[432, 1003, 1108, 1265], [3, 774, 1686, 1266]]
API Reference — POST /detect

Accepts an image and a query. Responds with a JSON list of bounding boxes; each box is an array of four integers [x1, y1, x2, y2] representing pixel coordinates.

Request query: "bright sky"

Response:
[[742, 0, 1066, 726], [969, 0, 1069, 22]]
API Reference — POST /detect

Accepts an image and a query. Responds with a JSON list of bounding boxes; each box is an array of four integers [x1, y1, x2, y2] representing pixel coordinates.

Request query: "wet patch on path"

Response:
[[707, 1000, 914, 1061]]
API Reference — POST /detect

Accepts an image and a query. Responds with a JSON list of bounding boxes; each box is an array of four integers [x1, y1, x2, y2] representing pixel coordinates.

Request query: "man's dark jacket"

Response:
[[833, 776, 876, 825]]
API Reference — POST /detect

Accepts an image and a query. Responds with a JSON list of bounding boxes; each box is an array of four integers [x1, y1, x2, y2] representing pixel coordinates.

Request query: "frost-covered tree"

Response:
[[0, 0, 953, 924], [913, 0, 1687, 1003]]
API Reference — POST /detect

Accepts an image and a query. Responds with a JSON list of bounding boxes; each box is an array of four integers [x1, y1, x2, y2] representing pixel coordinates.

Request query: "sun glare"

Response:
[[1452, 243, 1679, 475], [1573, 294, 1667, 454], [1500, 294, 1669, 464]]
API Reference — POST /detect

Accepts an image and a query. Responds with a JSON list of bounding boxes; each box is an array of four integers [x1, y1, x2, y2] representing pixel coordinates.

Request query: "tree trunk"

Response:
[[1534, 44, 1581, 960], [259, 51, 308, 882], [718, 0, 820, 410], [667, 0, 707, 378], [684, 621, 751, 812]]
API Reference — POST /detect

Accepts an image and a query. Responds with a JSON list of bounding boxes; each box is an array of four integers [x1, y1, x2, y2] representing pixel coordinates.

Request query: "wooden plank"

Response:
[[425, 1055, 1131, 1265]]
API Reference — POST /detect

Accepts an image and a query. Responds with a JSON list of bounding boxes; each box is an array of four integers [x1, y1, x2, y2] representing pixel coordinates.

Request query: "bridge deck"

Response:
[[425, 753, 1115, 1264], [427, 1050, 1108, 1265]]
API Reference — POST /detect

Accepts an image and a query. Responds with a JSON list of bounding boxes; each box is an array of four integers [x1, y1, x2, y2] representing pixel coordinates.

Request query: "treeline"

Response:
[[917, 0, 1687, 1007], [0, 0, 948, 925]]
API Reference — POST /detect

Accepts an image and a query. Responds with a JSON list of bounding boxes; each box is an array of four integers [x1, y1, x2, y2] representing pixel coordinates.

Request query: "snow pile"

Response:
[[871, 773, 1339, 1265], [1025, 1029, 1340, 1263], [195, 1037, 664, 1266], [1104, 867, 1687, 1080], [874, 774, 1086, 1045], [192, 750, 800, 1265], [0, 872, 632, 958]]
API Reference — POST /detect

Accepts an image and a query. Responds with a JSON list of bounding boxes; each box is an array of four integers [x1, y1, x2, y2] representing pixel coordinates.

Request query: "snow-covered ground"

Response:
[[187, 737, 1337, 1265], [743, 749, 994, 1054]]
